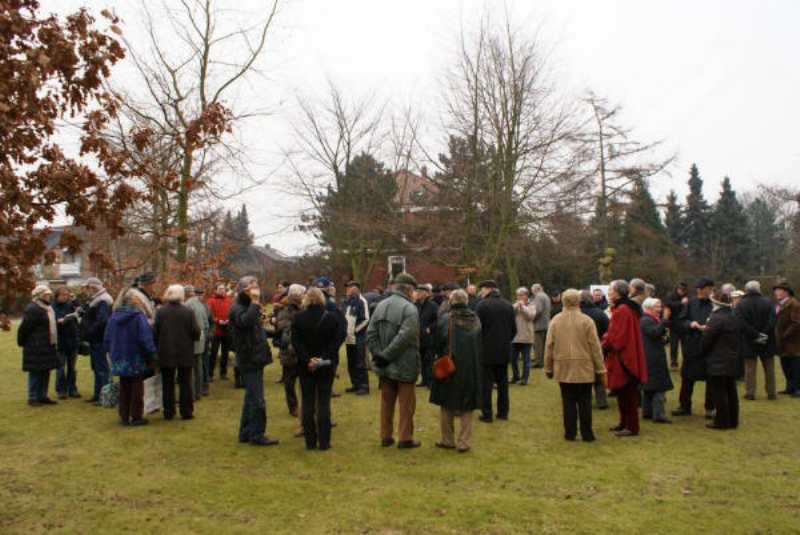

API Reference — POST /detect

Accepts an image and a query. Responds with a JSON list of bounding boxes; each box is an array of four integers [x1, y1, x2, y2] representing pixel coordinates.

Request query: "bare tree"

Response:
[[118, 0, 280, 263]]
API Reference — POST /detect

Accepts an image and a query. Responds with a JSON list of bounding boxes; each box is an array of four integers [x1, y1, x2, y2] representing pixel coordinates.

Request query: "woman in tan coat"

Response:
[[545, 289, 606, 442]]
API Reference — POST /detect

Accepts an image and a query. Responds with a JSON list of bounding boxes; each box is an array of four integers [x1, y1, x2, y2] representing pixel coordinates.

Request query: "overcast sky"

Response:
[[48, 0, 800, 255]]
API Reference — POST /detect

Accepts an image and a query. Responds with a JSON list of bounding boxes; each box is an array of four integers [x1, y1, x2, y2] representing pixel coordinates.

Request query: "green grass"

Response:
[[1, 328, 798, 535]]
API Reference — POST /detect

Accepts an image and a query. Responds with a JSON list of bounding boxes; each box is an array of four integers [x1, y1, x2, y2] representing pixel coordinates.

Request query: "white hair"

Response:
[[288, 284, 306, 298], [163, 284, 185, 303], [531, 283, 543, 293], [642, 297, 661, 311], [450, 289, 469, 305], [516, 287, 529, 295], [745, 280, 761, 293]]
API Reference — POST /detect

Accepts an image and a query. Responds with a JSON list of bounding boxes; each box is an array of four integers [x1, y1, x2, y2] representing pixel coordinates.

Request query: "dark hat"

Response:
[[478, 280, 498, 289], [677, 281, 688, 289], [432, 284, 443, 293], [195, 287, 206, 296], [135, 272, 156, 285], [345, 280, 360, 289], [695, 277, 715, 289], [392, 272, 417, 286], [773, 280, 795, 296], [415, 284, 431, 292], [443, 282, 461, 291], [314, 276, 333, 288]]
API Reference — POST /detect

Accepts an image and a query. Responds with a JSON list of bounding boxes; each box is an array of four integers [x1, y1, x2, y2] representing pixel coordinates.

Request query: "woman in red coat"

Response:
[[603, 280, 648, 437]]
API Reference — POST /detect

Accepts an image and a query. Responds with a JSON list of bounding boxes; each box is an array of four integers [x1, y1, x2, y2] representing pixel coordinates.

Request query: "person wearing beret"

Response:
[[774, 280, 800, 397], [367, 273, 422, 448], [475, 280, 516, 423]]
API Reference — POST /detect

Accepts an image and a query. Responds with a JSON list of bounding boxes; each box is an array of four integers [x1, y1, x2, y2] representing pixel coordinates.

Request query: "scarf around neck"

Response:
[[35, 298, 57, 347]]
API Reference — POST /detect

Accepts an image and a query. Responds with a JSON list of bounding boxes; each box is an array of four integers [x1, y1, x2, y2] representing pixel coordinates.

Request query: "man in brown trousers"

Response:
[[367, 273, 421, 449]]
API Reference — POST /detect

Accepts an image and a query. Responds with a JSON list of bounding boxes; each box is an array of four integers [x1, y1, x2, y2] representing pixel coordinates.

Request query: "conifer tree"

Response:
[[710, 177, 750, 280], [664, 190, 684, 244], [683, 164, 711, 263]]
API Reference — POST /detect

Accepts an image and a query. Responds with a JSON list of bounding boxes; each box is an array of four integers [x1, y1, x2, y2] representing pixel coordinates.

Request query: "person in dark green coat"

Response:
[[430, 290, 482, 453]]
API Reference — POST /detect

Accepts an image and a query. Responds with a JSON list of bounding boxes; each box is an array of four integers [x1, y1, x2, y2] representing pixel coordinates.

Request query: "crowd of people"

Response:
[[15, 268, 800, 451]]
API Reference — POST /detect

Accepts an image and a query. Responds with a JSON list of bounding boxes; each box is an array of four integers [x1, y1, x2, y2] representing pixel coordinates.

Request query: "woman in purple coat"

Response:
[[104, 290, 157, 426]]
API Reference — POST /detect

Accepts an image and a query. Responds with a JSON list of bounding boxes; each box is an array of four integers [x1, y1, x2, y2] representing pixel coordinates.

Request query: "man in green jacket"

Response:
[[367, 273, 421, 449]]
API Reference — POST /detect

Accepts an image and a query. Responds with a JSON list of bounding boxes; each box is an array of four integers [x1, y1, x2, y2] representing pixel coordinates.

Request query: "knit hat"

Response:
[[392, 272, 417, 286], [31, 285, 52, 299], [314, 276, 333, 289]]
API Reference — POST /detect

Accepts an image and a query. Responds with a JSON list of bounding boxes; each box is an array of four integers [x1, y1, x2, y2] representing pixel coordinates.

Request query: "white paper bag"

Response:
[[143, 373, 163, 414]]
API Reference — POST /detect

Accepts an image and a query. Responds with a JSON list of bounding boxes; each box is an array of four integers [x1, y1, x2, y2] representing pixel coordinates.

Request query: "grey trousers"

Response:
[[744, 356, 776, 399], [193, 353, 205, 401], [642, 391, 667, 421], [533, 331, 547, 367]]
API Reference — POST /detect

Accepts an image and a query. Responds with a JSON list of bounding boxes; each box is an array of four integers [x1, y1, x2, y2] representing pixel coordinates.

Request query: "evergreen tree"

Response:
[[710, 176, 750, 281], [618, 179, 672, 284], [664, 190, 683, 244], [683, 163, 711, 264], [234, 204, 254, 246], [747, 197, 785, 276]]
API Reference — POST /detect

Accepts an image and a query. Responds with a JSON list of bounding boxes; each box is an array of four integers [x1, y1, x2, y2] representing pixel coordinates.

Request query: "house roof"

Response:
[[252, 243, 296, 263], [394, 170, 438, 207]]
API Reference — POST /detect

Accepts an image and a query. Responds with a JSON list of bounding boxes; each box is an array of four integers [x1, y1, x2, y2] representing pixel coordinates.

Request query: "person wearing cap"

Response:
[[367, 272, 421, 449], [604, 280, 648, 437], [185, 285, 209, 401], [774, 280, 800, 397], [666, 282, 689, 369], [17, 285, 60, 406], [672, 278, 715, 418], [545, 289, 606, 442], [82, 277, 114, 404], [207, 284, 233, 381], [702, 291, 742, 429], [475, 280, 516, 423], [344, 280, 371, 395], [530, 284, 551, 369], [229, 276, 279, 446], [511, 287, 536, 386], [415, 284, 439, 388], [737, 281, 777, 400], [154, 285, 200, 420]]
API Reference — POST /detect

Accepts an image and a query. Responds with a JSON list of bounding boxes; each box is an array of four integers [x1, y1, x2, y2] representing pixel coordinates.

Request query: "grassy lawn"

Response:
[[1, 327, 798, 534]]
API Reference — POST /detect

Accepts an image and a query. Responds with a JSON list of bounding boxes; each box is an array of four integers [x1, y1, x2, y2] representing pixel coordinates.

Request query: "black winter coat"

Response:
[[291, 305, 341, 377], [640, 315, 673, 393], [17, 303, 59, 372], [580, 302, 609, 339], [702, 307, 741, 377], [154, 302, 200, 368], [229, 292, 272, 371], [417, 298, 439, 350], [665, 292, 686, 319], [677, 297, 713, 381], [53, 300, 80, 354], [475, 291, 516, 365], [83, 295, 111, 345], [736, 292, 776, 358]]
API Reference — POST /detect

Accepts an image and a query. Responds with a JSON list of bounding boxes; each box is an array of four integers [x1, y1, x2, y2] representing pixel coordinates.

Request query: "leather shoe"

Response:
[[479, 416, 493, 423], [653, 418, 672, 424], [381, 438, 395, 447], [496, 414, 508, 421], [671, 408, 691, 417], [397, 440, 421, 449], [614, 429, 638, 437], [250, 437, 279, 447], [130, 419, 149, 426], [40, 398, 57, 405], [609, 424, 624, 432], [435, 442, 456, 449], [355, 389, 369, 396]]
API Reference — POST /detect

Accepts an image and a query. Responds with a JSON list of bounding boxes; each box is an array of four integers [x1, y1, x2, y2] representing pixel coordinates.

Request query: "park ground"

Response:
[[1, 328, 799, 534]]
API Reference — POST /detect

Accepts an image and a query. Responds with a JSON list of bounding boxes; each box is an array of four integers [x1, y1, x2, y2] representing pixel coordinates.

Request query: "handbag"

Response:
[[433, 317, 456, 381], [100, 379, 119, 408], [143, 373, 163, 414]]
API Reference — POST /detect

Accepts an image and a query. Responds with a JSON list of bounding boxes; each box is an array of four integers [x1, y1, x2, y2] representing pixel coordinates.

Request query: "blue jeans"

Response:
[[780, 356, 800, 394], [90, 343, 110, 400], [28, 370, 51, 401], [511, 343, 532, 383], [239, 367, 267, 442], [56, 350, 79, 396]]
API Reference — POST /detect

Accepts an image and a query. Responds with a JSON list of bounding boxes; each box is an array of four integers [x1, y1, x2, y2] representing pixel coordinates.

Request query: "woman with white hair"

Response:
[[154, 284, 200, 420], [544, 289, 606, 442], [17, 285, 60, 406], [511, 287, 536, 385], [640, 298, 673, 423]]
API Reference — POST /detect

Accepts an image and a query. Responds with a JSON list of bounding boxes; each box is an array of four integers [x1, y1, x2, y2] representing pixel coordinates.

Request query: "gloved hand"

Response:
[[755, 333, 768, 345], [372, 353, 389, 368]]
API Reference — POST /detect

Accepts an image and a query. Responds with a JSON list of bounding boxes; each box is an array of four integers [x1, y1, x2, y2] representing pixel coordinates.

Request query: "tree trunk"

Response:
[[176, 148, 193, 263]]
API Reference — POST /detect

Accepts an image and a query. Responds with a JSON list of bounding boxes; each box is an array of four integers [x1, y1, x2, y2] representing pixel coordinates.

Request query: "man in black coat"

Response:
[[580, 290, 609, 409], [666, 282, 688, 368], [672, 278, 714, 417], [475, 280, 516, 423], [230, 276, 278, 447], [82, 277, 113, 404], [737, 281, 777, 400], [415, 284, 439, 388]]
